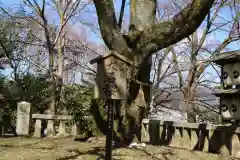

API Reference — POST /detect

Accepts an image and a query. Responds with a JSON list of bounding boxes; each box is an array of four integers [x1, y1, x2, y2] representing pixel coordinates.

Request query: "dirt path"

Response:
[[0, 137, 234, 160]]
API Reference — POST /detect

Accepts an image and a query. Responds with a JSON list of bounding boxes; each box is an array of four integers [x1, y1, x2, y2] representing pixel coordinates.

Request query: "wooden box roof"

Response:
[[90, 51, 133, 65]]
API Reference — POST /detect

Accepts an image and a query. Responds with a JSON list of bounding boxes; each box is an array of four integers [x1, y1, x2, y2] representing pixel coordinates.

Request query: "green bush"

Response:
[[0, 74, 106, 137], [0, 74, 49, 131], [62, 84, 105, 137]]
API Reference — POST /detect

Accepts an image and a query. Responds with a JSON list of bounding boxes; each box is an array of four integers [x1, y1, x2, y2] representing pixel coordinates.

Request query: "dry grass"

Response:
[[0, 136, 234, 160]]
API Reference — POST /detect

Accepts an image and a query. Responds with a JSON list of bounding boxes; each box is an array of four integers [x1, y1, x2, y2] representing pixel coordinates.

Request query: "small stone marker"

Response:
[[16, 101, 31, 136]]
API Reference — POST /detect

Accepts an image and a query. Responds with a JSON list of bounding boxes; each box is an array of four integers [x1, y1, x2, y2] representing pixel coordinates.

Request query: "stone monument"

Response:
[[16, 101, 31, 136]]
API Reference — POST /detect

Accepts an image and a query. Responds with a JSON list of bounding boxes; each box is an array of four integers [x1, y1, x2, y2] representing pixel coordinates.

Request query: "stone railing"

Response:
[[141, 119, 240, 158], [32, 114, 77, 138]]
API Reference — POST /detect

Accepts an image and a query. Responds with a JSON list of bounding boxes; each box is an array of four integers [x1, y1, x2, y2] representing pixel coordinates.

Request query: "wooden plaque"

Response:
[[91, 52, 133, 100]]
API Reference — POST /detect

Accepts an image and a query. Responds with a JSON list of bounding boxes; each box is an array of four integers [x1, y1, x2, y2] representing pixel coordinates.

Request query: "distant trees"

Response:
[[150, 0, 240, 123], [0, 0, 101, 136]]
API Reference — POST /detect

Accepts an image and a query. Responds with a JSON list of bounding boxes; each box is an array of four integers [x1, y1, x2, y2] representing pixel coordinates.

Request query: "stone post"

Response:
[[168, 125, 175, 147], [202, 130, 209, 152], [71, 122, 81, 136], [191, 129, 198, 150], [140, 119, 150, 143], [149, 120, 160, 145], [173, 127, 182, 148], [58, 121, 66, 134], [45, 111, 56, 137], [232, 133, 240, 158], [220, 131, 231, 156], [33, 119, 42, 138], [182, 128, 191, 149], [46, 119, 55, 137], [57, 120, 69, 136]]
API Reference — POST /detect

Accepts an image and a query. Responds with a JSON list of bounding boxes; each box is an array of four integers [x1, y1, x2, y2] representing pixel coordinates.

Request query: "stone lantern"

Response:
[[213, 50, 240, 122]]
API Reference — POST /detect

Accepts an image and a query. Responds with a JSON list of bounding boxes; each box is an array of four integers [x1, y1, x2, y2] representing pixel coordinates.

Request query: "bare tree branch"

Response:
[[92, 0, 131, 58], [129, 0, 215, 60], [118, 0, 126, 29]]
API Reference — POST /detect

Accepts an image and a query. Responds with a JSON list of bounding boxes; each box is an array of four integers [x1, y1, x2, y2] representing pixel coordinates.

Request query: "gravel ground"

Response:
[[0, 137, 234, 160]]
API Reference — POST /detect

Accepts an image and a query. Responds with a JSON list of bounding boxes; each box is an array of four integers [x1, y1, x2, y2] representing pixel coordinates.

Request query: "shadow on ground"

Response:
[[60, 146, 105, 160]]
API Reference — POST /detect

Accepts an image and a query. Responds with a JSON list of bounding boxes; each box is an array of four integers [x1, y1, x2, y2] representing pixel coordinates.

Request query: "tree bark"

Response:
[[183, 87, 196, 123], [130, 0, 156, 31], [55, 33, 64, 114], [183, 62, 206, 122], [130, 0, 215, 60], [123, 56, 152, 143], [48, 47, 56, 114]]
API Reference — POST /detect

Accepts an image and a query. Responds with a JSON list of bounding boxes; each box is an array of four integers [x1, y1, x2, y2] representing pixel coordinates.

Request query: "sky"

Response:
[[1, 0, 240, 86]]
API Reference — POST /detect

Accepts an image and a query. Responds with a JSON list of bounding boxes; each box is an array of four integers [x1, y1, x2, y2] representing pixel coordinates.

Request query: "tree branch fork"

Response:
[[93, 0, 215, 65]]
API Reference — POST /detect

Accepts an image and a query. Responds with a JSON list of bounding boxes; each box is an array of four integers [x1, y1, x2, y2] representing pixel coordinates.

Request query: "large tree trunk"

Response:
[[121, 56, 152, 144], [46, 47, 57, 136], [183, 63, 206, 122], [48, 51, 56, 114], [56, 34, 65, 114], [91, 63, 151, 145], [114, 0, 155, 144], [92, 0, 215, 145]]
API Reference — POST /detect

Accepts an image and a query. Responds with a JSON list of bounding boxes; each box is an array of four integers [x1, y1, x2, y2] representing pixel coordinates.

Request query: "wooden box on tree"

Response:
[[90, 51, 133, 101]]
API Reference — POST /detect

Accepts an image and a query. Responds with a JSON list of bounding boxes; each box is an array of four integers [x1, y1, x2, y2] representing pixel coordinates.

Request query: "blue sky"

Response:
[[1, 0, 240, 85]]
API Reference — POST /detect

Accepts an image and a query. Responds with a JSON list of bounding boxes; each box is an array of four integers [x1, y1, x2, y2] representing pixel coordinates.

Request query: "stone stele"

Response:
[[16, 101, 31, 136]]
